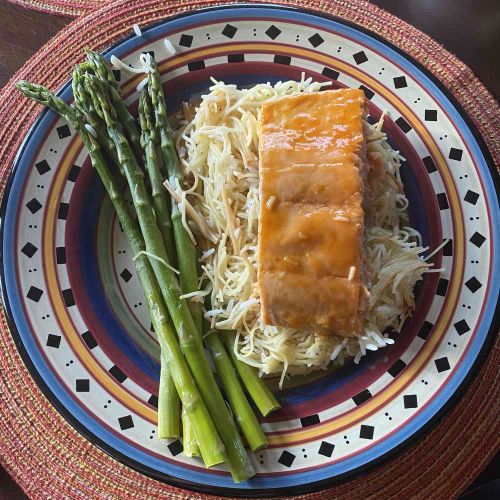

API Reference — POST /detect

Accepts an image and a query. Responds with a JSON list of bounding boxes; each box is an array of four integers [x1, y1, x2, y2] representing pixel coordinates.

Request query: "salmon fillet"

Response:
[[258, 89, 367, 336]]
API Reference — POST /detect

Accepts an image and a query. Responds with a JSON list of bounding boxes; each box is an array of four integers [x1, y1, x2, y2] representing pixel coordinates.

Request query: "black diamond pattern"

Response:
[[308, 33, 324, 47], [27, 286, 43, 302], [352, 389, 372, 406], [359, 85, 374, 100], [322, 67, 340, 80], [109, 365, 127, 383], [118, 415, 134, 430], [274, 55, 291, 65], [388, 359, 406, 377], [359, 424, 374, 439], [353, 51, 368, 64], [58, 202, 69, 220], [436, 278, 449, 296], [435, 357, 450, 372], [470, 232, 486, 248], [76, 379, 90, 392], [265, 25, 281, 39], [318, 441, 335, 457], [26, 198, 42, 214], [21, 242, 37, 258], [81, 330, 98, 349], [422, 156, 437, 173], [403, 394, 418, 408], [417, 321, 433, 340], [188, 61, 205, 71], [62, 288, 75, 307], [464, 190, 479, 205], [35, 160, 51, 175], [56, 246, 66, 264], [437, 193, 449, 210], [57, 124, 71, 139], [454, 319, 470, 335], [449, 148, 463, 161], [393, 76, 407, 89], [222, 24, 237, 38], [228, 54, 244, 63], [395, 117, 412, 133], [179, 34, 193, 47], [278, 450, 296, 467], [300, 414, 320, 427], [67, 164, 81, 182], [168, 440, 183, 456], [148, 394, 158, 408], [442, 239, 453, 256], [424, 110, 437, 121], [46, 334, 61, 348], [120, 268, 133, 283], [465, 276, 482, 293]]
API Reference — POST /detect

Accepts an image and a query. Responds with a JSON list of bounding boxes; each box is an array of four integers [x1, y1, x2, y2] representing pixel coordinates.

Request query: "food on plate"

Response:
[[258, 89, 367, 336], [175, 77, 443, 387], [16, 42, 443, 482]]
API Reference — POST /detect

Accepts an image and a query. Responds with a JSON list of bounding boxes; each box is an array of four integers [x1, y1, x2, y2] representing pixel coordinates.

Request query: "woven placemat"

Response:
[[0, 1, 498, 498], [6, 0, 102, 17]]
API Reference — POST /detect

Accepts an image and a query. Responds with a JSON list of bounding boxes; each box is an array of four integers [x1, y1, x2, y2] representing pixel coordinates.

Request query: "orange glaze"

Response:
[[258, 89, 367, 336]]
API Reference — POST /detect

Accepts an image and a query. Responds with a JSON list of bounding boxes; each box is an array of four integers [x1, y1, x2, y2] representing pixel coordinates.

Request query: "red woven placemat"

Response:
[[0, 1, 498, 498], [5, 0, 102, 17]]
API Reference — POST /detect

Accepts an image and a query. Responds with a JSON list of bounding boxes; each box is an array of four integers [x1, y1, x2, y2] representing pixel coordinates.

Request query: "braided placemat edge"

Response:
[[5, 0, 100, 17]]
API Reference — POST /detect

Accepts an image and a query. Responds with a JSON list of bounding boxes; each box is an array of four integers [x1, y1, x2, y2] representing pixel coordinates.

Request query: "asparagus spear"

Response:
[[204, 326, 267, 452], [139, 89, 201, 450], [84, 75, 254, 482], [147, 60, 203, 336], [139, 90, 180, 439], [157, 352, 181, 439], [85, 50, 121, 92], [16, 81, 225, 467], [225, 332, 281, 417], [72, 66, 121, 169], [138, 90, 176, 266], [182, 405, 200, 457], [86, 50, 143, 162]]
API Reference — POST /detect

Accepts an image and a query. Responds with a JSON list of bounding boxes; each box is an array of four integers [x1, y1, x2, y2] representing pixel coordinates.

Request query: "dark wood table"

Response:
[[0, 1, 498, 498]]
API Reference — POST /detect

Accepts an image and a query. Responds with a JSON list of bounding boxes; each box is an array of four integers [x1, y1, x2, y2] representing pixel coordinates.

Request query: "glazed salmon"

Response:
[[258, 89, 367, 336]]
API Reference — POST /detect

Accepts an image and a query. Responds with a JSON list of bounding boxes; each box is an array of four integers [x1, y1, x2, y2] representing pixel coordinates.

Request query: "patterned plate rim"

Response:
[[1, 4, 499, 497]]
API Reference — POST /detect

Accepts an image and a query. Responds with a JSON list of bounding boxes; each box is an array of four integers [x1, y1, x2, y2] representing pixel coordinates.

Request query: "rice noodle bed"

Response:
[[173, 78, 439, 387]]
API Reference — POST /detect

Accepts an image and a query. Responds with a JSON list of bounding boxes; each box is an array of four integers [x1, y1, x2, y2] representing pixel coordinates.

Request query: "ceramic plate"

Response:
[[1, 5, 499, 497]]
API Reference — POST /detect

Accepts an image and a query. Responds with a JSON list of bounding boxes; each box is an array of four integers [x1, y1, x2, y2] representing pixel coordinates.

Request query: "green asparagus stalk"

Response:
[[16, 81, 225, 467], [157, 353, 181, 439], [138, 90, 176, 266], [225, 332, 281, 417], [182, 405, 200, 457], [85, 50, 143, 162], [147, 60, 203, 336], [72, 65, 120, 167], [139, 90, 180, 440], [85, 75, 254, 482], [85, 50, 121, 92], [204, 326, 267, 451]]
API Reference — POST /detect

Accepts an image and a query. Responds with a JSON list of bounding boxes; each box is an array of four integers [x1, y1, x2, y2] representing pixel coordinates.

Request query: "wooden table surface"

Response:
[[0, 0, 498, 498]]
